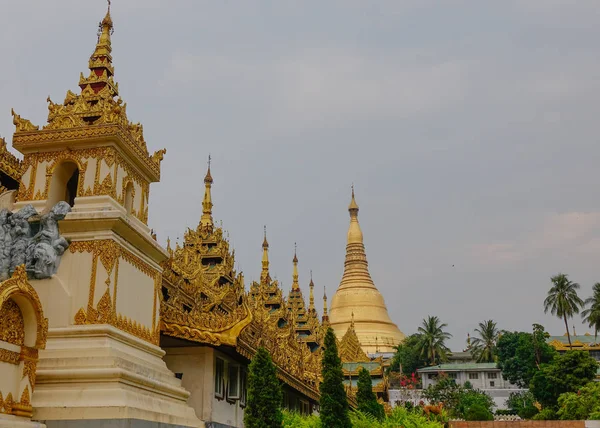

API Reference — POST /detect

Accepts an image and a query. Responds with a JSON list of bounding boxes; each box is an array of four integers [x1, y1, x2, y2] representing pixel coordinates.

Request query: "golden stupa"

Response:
[[329, 188, 405, 353]]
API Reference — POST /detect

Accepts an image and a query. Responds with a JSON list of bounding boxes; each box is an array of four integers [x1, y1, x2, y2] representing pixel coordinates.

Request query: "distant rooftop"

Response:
[[417, 362, 498, 373]]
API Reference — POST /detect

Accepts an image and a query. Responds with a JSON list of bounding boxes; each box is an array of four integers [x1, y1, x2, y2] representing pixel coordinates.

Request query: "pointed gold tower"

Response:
[[329, 188, 405, 353]]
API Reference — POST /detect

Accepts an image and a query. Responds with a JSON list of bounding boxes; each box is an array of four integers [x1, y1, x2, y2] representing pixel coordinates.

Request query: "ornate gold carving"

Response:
[[160, 167, 252, 346], [12, 386, 32, 418], [0, 299, 25, 346], [0, 265, 48, 349], [0, 137, 22, 182], [22, 359, 37, 391], [0, 349, 20, 365], [339, 322, 370, 363], [0, 392, 14, 415], [11, 109, 39, 133]]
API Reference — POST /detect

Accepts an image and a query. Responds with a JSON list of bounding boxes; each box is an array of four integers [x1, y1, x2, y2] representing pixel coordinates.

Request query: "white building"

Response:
[[416, 362, 526, 408]]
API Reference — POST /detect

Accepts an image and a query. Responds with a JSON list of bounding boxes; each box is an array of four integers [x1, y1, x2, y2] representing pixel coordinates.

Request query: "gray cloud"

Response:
[[2, 1, 600, 349]]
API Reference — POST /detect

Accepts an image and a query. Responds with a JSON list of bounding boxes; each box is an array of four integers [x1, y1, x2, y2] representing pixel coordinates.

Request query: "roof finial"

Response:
[[260, 226, 271, 284], [292, 243, 299, 290], [351, 311, 355, 329], [308, 270, 315, 313], [348, 184, 359, 215], [322, 285, 329, 324], [200, 156, 214, 232]]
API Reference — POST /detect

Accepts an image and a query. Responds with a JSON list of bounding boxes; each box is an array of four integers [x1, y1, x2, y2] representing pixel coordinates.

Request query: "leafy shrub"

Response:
[[557, 381, 600, 420], [518, 406, 539, 420], [454, 389, 495, 420], [282, 410, 321, 428], [533, 408, 557, 420], [464, 403, 494, 421]]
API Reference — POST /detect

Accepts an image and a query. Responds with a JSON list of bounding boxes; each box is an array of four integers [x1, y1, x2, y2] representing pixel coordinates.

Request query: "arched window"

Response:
[[47, 161, 79, 210], [124, 182, 134, 215]]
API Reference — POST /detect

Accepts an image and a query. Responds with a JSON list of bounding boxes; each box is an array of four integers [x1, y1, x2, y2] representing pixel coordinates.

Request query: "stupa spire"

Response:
[[260, 226, 271, 284], [199, 155, 213, 232], [322, 286, 329, 324], [328, 185, 405, 353], [308, 270, 315, 313], [78, 0, 118, 97], [340, 187, 373, 289], [292, 243, 299, 290]]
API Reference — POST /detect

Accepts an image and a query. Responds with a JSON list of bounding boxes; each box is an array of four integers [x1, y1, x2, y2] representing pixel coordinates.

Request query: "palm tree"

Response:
[[416, 316, 452, 365], [544, 273, 584, 349], [582, 283, 600, 344], [470, 320, 499, 362]]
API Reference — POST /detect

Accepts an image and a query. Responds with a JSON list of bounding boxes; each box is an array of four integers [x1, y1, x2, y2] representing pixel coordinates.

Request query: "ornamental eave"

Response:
[[12, 124, 161, 182]]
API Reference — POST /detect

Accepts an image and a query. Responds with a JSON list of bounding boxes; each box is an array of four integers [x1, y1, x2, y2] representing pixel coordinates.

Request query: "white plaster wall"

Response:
[[82, 157, 97, 193], [211, 349, 245, 428], [33, 160, 48, 196], [20, 165, 32, 194], [114, 258, 153, 329], [0, 342, 22, 400], [98, 159, 112, 184]]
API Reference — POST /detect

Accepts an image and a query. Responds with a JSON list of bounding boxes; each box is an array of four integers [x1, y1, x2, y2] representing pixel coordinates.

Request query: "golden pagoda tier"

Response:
[[329, 188, 405, 353]]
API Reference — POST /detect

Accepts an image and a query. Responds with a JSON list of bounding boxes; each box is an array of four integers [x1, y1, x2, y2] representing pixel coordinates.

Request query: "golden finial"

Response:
[[200, 156, 214, 231], [262, 225, 269, 249], [350, 311, 355, 329], [308, 270, 315, 312], [292, 243, 299, 290], [348, 184, 359, 214]]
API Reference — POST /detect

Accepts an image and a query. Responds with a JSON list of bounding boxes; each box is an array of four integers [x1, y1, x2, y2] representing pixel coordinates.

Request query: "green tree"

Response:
[[530, 350, 598, 409], [544, 273, 584, 349], [319, 328, 351, 428], [471, 320, 499, 363], [557, 381, 600, 420], [496, 328, 556, 388], [582, 283, 600, 344], [416, 316, 452, 365], [244, 347, 283, 428], [356, 367, 384, 421], [388, 334, 427, 375], [505, 391, 538, 419]]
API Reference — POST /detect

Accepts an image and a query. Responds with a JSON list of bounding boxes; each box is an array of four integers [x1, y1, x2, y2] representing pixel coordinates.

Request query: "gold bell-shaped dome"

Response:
[[329, 188, 405, 353]]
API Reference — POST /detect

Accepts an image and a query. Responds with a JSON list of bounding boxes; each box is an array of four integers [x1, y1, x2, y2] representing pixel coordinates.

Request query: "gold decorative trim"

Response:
[[0, 349, 20, 365]]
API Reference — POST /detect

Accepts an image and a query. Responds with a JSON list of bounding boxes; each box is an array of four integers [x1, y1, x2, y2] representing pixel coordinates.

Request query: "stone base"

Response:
[[32, 325, 203, 428], [0, 413, 46, 427]]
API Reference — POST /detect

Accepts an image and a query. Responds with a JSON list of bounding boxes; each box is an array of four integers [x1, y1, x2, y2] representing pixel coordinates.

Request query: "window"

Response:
[[487, 372, 497, 379], [447, 372, 457, 379], [215, 358, 224, 398], [468, 373, 478, 380], [240, 367, 247, 407], [489, 381, 495, 387], [228, 364, 240, 400], [428, 374, 437, 380], [47, 161, 79, 209], [300, 400, 310, 415], [124, 182, 134, 214]]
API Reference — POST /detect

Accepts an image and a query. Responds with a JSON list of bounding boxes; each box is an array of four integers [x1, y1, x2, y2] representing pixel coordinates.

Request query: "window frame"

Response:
[[227, 364, 241, 401], [468, 372, 479, 380], [215, 357, 225, 399]]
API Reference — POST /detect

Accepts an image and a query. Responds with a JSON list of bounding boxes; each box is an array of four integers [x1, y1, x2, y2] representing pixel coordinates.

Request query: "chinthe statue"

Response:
[[0, 202, 71, 281]]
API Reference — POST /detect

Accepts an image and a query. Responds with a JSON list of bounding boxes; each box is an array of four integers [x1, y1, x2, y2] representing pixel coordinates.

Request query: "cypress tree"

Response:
[[356, 367, 385, 420], [244, 347, 283, 428], [320, 328, 352, 428]]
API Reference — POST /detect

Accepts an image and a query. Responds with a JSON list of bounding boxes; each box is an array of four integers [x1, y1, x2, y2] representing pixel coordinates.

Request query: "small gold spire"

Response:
[[308, 270, 315, 312], [292, 243, 299, 290], [349, 184, 359, 214], [199, 156, 213, 232], [260, 226, 271, 284], [322, 286, 329, 324]]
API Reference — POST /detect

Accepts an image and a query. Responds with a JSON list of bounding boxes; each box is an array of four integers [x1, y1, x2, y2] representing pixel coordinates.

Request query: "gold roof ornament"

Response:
[[339, 318, 370, 363], [242, 234, 322, 400], [160, 164, 251, 346], [0, 137, 22, 183], [329, 187, 405, 353], [322, 286, 330, 327], [11, 3, 165, 182]]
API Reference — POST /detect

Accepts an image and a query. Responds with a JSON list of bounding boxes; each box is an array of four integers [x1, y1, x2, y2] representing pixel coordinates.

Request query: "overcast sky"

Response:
[[2, 1, 600, 349]]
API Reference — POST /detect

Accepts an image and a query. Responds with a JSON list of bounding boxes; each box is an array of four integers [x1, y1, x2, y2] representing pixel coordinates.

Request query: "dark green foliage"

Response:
[[463, 380, 473, 389], [530, 350, 598, 409], [464, 403, 494, 421], [423, 374, 494, 419], [319, 328, 351, 428], [496, 328, 556, 388], [244, 347, 283, 428], [533, 408, 557, 420], [388, 334, 427, 375], [505, 391, 538, 419], [455, 389, 495, 420], [544, 273, 584, 349], [471, 320, 499, 363], [356, 367, 384, 421], [557, 381, 600, 420], [582, 283, 600, 344], [416, 316, 452, 365]]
